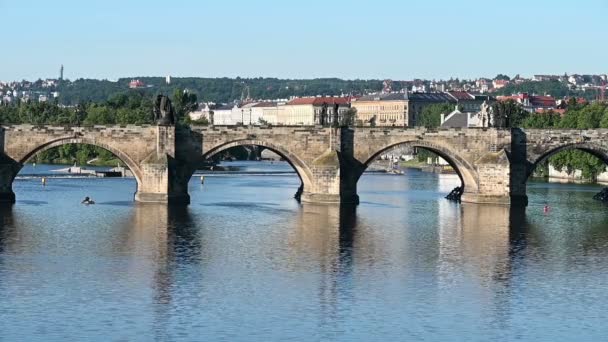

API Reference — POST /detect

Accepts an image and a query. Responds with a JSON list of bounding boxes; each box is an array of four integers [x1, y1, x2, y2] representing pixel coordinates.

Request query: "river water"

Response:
[[1, 161, 607, 341]]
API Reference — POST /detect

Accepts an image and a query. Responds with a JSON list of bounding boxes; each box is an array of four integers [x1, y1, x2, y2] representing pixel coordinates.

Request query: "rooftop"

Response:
[[408, 92, 456, 103], [357, 93, 408, 102], [286, 97, 350, 106]]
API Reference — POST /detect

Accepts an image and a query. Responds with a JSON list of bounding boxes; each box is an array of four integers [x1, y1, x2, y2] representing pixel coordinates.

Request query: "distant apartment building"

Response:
[[447, 91, 494, 113], [352, 91, 490, 127], [251, 102, 279, 125], [407, 92, 456, 126], [352, 93, 408, 126], [207, 101, 281, 125], [497, 93, 556, 112], [277, 97, 350, 126], [492, 79, 509, 89], [188, 103, 213, 122], [213, 104, 237, 125], [231, 102, 257, 125], [476, 79, 491, 93]]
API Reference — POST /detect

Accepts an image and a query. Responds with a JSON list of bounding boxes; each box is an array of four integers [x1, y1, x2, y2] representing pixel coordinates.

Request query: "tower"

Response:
[[60, 65, 64, 81]]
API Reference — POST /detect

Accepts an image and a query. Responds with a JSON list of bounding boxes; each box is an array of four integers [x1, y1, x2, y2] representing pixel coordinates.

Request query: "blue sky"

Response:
[[1, 0, 607, 81]]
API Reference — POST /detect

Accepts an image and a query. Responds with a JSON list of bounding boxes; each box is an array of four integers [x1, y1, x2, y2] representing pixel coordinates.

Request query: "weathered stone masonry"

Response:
[[2, 124, 605, 206]]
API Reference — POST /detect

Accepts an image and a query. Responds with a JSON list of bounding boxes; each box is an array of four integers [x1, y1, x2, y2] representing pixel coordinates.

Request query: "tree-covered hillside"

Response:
[[54, 77, 384, 105]]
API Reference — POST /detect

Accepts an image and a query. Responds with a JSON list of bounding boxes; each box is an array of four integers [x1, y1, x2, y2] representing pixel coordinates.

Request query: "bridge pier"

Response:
[[300, 150, 360, 204], [134, 158, 190, 204], [300, 128, 360, 205], [0, 157, 18, 204], [134, 126, 192, 205]]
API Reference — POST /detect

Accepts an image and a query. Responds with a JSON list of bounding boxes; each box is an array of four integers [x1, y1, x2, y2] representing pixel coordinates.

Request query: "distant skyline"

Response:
[[2, 0, 607, 81]]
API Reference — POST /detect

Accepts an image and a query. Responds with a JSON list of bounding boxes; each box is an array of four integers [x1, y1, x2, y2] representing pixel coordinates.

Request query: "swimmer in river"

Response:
[[543, 204, 550, 213], [81, 196, 95, 205]]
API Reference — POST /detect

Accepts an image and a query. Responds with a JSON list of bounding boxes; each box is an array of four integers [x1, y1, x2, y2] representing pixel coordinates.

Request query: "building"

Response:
[[213, 104, 237, 125], [496, 93, 557, 112], [447, 91, 495, 113], [208, 101, 282, 125], [440, 106, 482, 128], [251, 102, 279, 125], [492, 79, 509, 89], [277, 97, 350, 126], [407, 92, 456, 126], [129, 79, 145, 89], [533, 75, 561, 82], [231, 102, 257, 125], [351, 93, 408, 126], [188, 103, 213, 122]]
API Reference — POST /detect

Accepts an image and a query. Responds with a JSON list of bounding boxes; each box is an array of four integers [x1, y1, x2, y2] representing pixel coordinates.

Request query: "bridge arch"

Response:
[[527, 142, 608, 180], [14, 137, 144, 186], [201, 139, 315, 193], [359, 140, 480, 193]]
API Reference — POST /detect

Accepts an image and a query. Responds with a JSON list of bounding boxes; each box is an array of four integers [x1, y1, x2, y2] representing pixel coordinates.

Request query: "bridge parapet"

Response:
[[517, 128, 608, 166]]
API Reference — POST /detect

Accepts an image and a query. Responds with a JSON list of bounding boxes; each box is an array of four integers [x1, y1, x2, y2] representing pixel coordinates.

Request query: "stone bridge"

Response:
[[2, 124, 607, 206]]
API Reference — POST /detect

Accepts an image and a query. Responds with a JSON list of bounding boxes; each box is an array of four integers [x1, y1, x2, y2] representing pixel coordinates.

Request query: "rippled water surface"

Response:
[[1, 162, 608, 341]]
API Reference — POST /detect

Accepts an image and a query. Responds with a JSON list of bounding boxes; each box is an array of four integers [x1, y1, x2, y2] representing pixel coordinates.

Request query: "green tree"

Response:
[[418, 103, 454, 128], [492, 100, 529, 128], [171, 88, 198, 124]]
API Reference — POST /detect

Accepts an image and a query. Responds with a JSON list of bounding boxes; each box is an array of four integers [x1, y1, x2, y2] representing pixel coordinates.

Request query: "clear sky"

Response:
[[1, 0, 607, 81]]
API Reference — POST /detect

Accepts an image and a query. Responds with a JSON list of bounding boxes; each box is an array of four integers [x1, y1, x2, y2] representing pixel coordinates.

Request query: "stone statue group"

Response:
[[477, 101, 511, 128], [153, 95, 175, 125], [477, 101, 494, 128]]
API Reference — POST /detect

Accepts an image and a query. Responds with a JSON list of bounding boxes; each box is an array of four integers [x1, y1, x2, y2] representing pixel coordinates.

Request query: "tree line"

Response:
[[0, 89, 198, 165], [32, 78, 384, 105]]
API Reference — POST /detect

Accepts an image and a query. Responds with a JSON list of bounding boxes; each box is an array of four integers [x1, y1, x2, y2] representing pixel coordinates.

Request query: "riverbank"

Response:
[[30, 158, 125, 167]]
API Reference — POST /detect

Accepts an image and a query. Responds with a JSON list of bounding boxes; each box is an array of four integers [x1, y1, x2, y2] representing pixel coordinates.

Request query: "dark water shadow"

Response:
[[94, 201, 134, 207], [0, 206, 15, 255], [16, 200, 48, 206]]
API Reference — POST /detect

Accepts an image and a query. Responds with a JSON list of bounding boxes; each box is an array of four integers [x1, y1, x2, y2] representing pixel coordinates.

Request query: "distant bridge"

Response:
[[2, 124, 608, 206]]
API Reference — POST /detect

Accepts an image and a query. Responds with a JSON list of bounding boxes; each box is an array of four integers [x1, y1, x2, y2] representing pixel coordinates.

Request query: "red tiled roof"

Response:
[[530, 95, 556, 107], [287, 97, 350, 106]]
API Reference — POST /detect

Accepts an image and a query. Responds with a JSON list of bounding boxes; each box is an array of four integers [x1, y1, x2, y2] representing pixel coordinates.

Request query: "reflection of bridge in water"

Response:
[[2, 124, 608, 206], [2, 202, 608, 339]]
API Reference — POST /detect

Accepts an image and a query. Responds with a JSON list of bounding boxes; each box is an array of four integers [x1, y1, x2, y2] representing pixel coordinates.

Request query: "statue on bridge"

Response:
[[332, 102, 340, 128], [153, 95, 176, 125], [478, 100, 494, 128], [318, 102, 328, 126]]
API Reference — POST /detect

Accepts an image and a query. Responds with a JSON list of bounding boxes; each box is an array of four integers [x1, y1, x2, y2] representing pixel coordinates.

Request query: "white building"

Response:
[[250, 102, 279, 125], [188, 103, 213, 122], [213, 104, 237, 125], [440, 106, 483, 128]]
